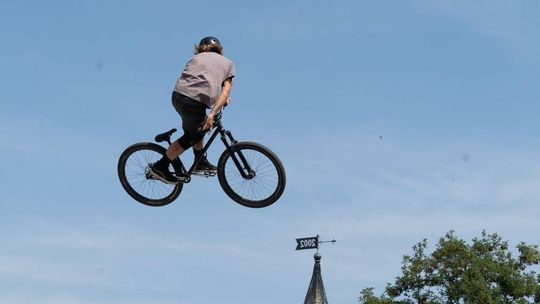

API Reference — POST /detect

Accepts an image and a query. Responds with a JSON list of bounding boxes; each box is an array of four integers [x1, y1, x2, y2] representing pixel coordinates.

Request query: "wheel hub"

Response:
[[246, 170, 256, 179]]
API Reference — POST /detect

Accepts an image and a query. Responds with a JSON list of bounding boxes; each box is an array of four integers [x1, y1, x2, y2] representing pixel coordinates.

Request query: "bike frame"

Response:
[[164, 119, 254, 183]]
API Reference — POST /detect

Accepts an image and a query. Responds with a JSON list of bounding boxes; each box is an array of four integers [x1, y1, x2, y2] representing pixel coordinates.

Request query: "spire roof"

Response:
[[303, 253, 329, 304]]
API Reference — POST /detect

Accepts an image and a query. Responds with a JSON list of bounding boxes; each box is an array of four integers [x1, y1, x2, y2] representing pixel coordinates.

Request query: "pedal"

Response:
[[172, 174, 191, 183], [192, 170, 217, 178]]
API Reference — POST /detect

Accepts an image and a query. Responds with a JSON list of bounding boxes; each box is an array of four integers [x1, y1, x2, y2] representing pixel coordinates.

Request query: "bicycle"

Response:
[[117, 111, 286, 208]]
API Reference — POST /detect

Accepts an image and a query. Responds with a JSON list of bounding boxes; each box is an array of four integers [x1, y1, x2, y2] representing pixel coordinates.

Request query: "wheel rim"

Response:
[[123, 148, 177, 201], [223, 148, 280, 202]]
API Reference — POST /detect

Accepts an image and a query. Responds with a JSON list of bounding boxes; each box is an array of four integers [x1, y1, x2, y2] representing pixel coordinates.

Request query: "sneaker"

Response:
[[149, 162, 179, 184], [194, 157, 217, 172]]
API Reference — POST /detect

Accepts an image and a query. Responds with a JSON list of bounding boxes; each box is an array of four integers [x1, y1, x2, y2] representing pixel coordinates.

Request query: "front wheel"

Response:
[[217, 142, 286, 208], [118, 142, 183, 207]]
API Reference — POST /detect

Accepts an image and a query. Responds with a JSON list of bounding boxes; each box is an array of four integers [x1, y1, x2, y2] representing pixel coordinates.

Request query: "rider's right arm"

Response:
[[203, 78, 233, 130], [212, 78, 233, 115]]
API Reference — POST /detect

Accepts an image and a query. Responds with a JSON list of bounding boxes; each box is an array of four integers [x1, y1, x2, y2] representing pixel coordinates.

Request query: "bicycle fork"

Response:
[[220, 129, 255, 179]]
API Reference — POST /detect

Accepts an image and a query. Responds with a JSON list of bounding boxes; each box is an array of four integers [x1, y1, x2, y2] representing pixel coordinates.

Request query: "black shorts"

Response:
[[172, 91, 207, 133], [171, 91, 208, 149]]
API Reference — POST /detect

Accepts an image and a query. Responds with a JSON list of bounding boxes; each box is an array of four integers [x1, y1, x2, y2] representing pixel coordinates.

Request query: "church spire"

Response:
[[303, 252, 329, 304]]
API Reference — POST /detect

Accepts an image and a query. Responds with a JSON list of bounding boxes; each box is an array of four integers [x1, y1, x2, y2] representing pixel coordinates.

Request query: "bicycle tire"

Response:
[[117, 142, 183, 207], [217, 142, 286, 208]]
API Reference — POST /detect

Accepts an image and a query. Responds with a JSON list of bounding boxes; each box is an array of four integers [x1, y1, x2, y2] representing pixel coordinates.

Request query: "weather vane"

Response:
[[295, 235, 336, 253]]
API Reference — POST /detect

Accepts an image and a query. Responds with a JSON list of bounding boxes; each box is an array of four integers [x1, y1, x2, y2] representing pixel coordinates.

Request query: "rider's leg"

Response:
[[151, 141, 186, 183], [192, 139, 204, 161], [157, 126, 203, 166], [193, 139, 217, 171], [152, 92, 207, 181], [151, 135, 192, 182], [166, 141, 185, 160], [192, 140, 203, 151], [159, 132, 195, 166]]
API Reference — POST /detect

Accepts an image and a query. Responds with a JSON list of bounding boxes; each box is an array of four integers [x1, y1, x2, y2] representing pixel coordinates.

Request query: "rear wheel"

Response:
[[117, 142, 183, 207], [217, 142, 286, 208]]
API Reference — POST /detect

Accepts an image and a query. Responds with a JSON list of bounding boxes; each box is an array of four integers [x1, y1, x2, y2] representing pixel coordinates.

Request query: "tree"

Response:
[[360, 231, 540, 304]]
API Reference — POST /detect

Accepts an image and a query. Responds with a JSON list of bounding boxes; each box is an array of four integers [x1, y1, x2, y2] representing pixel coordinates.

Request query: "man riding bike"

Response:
[[151, 36, 235, 183]]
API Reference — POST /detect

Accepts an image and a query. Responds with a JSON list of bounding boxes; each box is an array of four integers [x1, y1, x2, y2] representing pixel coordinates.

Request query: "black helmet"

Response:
[[199, 36, 221, 48]]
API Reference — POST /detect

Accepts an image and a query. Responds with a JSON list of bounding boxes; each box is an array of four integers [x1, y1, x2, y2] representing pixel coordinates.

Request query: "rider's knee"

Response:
[[176, 136, 192, 150], [177, 131, 205, 150]]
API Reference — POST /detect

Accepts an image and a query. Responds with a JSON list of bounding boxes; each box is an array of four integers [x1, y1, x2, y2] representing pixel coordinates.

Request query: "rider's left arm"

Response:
[[202, 78, 233, 130]]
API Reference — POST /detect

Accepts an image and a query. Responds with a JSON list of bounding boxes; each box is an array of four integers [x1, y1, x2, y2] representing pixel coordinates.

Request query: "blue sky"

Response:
[[1, 0, 540, 303]]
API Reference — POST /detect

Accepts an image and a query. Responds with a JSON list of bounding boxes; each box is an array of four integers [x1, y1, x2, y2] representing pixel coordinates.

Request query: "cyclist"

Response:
[[151, 36, 235, 183]]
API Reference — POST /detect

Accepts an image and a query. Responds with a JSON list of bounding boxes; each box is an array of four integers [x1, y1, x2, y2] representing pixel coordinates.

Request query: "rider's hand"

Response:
[[202, 114, 214, 131], [225, 97, 231, 106]]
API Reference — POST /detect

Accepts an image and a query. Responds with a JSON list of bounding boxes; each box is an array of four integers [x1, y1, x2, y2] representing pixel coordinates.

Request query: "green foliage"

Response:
[[360, 231, 540, 304]]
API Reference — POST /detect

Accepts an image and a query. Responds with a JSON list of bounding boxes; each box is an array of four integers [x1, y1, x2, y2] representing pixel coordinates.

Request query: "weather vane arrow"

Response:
[[295, 235, 336, 251]]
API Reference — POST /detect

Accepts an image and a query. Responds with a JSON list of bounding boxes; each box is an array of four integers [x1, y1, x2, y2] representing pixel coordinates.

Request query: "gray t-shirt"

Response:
[[174, 52, 235, 108]]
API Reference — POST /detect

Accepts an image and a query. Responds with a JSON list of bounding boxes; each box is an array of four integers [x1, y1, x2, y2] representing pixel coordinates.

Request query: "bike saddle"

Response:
[[155, 128, 177, 143]]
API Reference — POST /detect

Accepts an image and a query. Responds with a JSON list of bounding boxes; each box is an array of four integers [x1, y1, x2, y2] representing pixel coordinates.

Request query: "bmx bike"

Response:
[[117, 111, 286, 208]]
